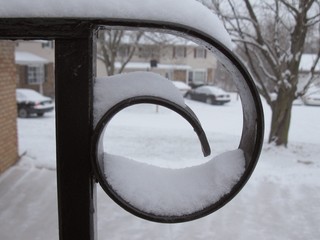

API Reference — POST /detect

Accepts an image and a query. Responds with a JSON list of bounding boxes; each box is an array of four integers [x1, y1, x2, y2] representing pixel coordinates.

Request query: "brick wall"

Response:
[[0, 40, 18, 173]]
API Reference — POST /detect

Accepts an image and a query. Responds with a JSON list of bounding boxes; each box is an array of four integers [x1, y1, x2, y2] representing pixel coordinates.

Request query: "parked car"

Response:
[[302, 86, 320, 106], [172, 81, 191, 96], [184, 85, 231, 105], [16, 88, 54, 118]]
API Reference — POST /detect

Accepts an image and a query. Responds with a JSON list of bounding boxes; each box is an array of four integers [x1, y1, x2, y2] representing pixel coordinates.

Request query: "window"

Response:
[[27, 65, 44, 84], [41, 40, 54, 49], [188, 70, 207, 84], [117, 45, 129, 58], [138, 46, 159, 59], [173, 46, 186, 58], [194, 47, 206, 58]]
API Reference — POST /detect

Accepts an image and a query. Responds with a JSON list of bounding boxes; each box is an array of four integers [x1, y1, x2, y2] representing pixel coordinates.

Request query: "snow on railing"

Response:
[[93, 72, 245, 217], [0, 0, 232, 49]]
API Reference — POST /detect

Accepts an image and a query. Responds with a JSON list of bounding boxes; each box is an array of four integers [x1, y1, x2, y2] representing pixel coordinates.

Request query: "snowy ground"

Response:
[[1, 94, 320, 240]]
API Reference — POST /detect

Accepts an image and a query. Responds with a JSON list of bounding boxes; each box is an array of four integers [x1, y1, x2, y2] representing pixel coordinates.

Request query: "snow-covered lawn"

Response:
[[1, 95, 320, 240]]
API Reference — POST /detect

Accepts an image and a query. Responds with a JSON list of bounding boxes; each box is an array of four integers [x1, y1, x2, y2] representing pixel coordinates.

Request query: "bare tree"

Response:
[[97, 30, 143, 76], [209, 0, 320, 146]]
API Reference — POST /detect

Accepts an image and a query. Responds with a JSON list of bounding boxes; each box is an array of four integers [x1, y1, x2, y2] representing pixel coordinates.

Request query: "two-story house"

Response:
[[96, 32, 218, 87], [15, 40, 55, 97], [16, 35, 217, 97]]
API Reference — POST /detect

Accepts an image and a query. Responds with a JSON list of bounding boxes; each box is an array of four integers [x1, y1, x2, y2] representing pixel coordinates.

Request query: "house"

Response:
[[214, 52, 320, 93], [15, 40, 55, 97], [15, 36, 218, 97], [298, 54, 320, 87], [96, 32, 218, 87], [13, 39, 320, 99]]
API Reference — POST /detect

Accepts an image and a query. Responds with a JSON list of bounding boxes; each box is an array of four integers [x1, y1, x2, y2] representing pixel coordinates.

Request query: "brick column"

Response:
[[0, 40, 18, 173]]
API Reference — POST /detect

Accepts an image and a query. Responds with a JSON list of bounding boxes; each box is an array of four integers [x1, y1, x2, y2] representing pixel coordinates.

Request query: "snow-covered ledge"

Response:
[[104, 150, 245, 217], [93, 72, 186, 127], [0, 0, 232, 49]]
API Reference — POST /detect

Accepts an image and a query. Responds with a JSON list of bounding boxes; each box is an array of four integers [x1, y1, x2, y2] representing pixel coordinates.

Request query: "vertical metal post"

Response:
[[55, 28, 96, 240]]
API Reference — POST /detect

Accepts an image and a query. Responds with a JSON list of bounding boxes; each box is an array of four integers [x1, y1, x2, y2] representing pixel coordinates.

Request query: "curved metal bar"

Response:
[[91, 96, 211, 223], [91, 22, 264, 223], [0, 17, 264, 224]]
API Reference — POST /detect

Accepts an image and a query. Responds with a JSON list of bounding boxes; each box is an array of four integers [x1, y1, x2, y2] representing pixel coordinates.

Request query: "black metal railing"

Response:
[[0, 17, 264, 240]]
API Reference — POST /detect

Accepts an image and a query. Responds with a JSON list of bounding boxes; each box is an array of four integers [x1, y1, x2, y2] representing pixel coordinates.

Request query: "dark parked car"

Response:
[[16, 88, 54, 118], [184, 85, 231, 105]]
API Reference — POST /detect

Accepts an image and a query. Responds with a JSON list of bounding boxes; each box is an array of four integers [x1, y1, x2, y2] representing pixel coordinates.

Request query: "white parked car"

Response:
[[172, 81, 191, 96], [302, 85, 320, 106]]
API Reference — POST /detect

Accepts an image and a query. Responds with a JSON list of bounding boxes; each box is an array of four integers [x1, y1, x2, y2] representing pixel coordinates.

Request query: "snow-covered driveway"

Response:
[[1, 97, 320, 239]]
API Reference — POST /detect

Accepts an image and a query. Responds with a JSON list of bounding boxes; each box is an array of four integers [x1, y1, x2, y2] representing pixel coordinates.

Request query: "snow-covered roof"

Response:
[[299, 54, 320, 72], [15, 51, 49, 65], [0, 0, 232, 49], [114, 62, 191, 70]]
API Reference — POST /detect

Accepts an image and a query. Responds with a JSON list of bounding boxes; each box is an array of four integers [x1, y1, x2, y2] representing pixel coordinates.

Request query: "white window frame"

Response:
[[27, 64, 44, 85], [174, 46, 186, 58], [188, 69, 207, 84], [138, 45, 159, 59], [117, 45, 129, 58], [194, 47, 206, 58]]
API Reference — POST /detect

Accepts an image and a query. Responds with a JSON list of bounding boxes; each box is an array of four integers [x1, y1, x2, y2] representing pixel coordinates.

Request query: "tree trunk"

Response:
[[268, 92, 295, 147]]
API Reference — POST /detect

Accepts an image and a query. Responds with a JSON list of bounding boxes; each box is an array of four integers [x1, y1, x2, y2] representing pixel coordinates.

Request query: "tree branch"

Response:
[[278, 0, 299, 16], [297, 50, 320, 96]]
